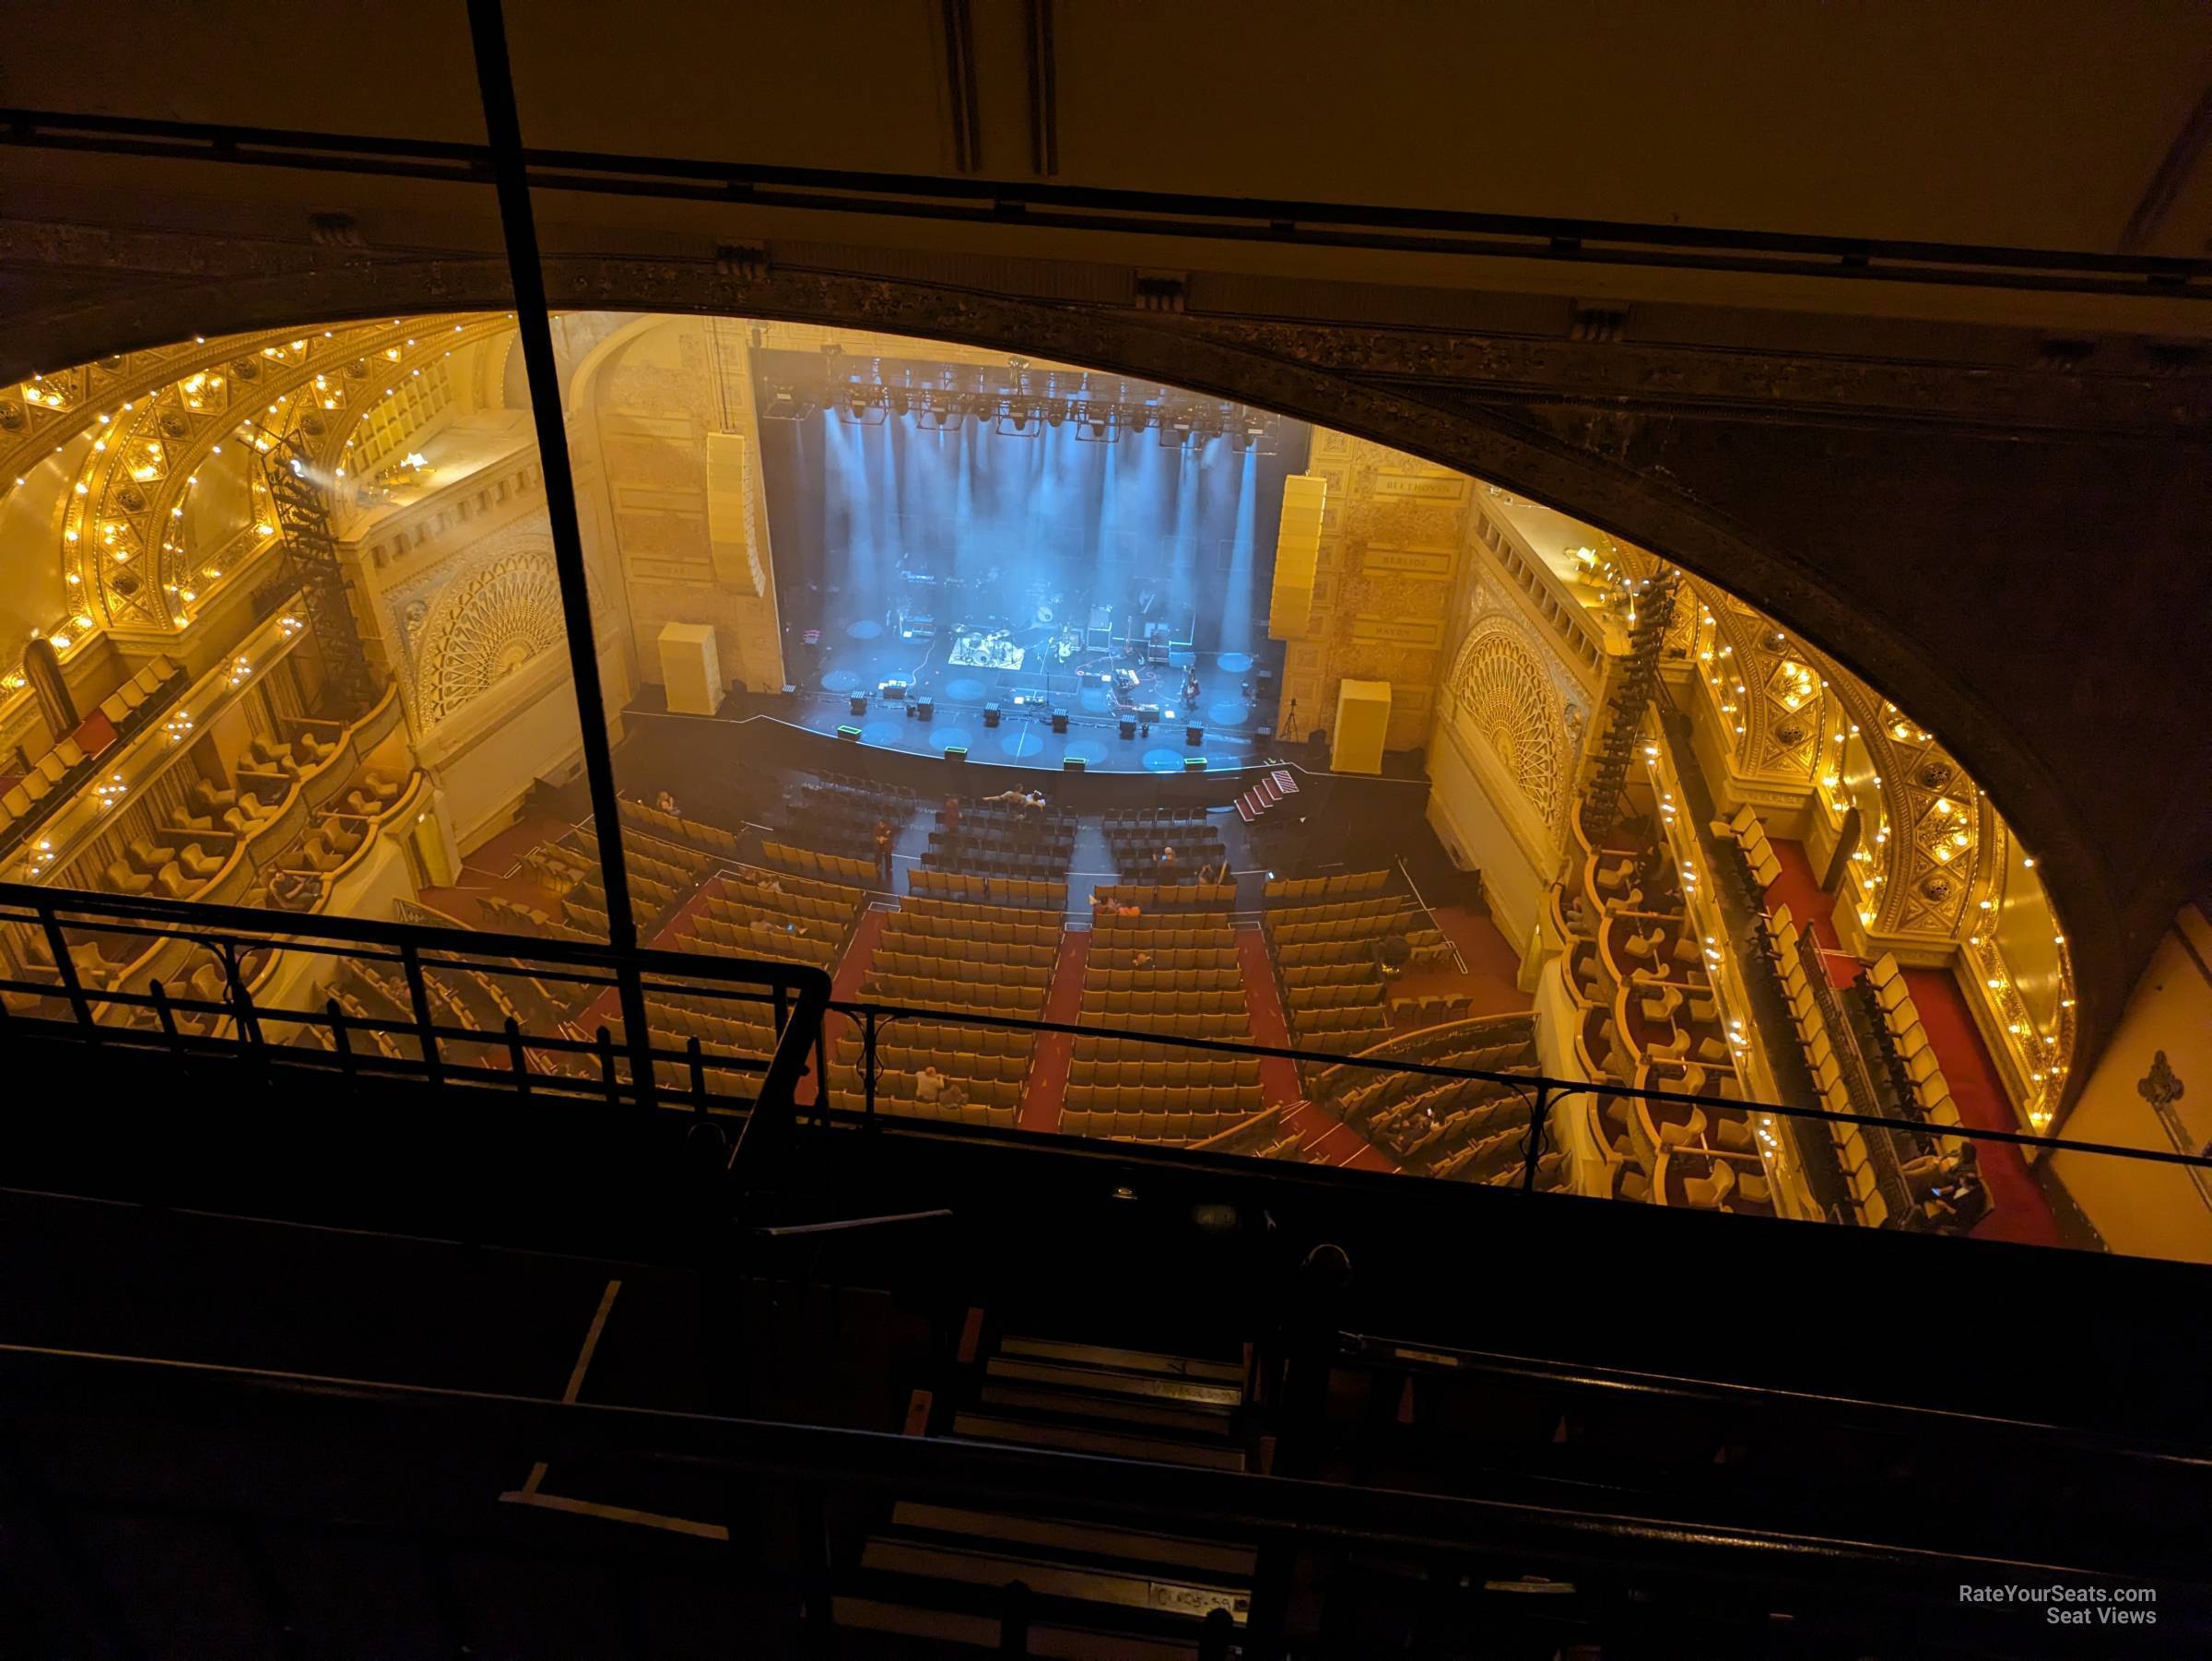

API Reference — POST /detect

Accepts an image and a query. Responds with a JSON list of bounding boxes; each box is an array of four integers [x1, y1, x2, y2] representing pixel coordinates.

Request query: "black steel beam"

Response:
[[463, 0, 657, 1107], [0, 106, 2204, 299]]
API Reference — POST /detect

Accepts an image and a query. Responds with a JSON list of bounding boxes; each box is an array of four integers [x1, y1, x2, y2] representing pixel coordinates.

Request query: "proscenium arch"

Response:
[[0, 256, 2147, 1113]]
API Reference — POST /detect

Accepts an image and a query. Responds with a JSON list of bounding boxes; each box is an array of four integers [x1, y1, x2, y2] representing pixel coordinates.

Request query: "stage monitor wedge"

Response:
[[1268, 473, 1327, 642], [703, 432, 768, 596]]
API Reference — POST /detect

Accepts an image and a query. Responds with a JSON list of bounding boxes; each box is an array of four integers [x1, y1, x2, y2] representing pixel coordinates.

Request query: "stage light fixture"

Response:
[[760, 383, 814, 421], [837, 384, 886, 426], [994, 404, 1043, 437]]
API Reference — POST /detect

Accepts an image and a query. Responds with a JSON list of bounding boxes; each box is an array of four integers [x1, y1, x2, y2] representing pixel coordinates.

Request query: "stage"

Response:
[[753, 351, 1310, 776], [788, 615, 1281, 775]]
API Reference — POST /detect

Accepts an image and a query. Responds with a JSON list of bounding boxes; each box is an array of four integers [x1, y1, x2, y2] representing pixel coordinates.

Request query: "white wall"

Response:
[[1425, 717, 1551, 956]]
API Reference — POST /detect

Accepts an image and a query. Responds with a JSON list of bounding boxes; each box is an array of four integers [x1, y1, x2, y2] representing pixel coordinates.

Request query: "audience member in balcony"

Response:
[[1924, 1167, 1989, 1231], [873, 819, 895, 883], [1132, 948, 1154, 971], [940, 794, 961, 833], [1900, 1145, 1975, 1207], [1158, 844, 1177, 872], [655, 790, 680, 816], [915, 1064, 946, 1104]]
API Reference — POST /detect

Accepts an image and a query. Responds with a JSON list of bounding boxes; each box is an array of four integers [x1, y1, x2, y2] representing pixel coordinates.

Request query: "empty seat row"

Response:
[[1084, 967, 1241, 994], [1265, 876, 1380, 901], [1064, 1084, 1262, 1116], [1262, 870, 1390, 903], [907, 868, 1067, 907], [1066, 1054, 1262, 1089]]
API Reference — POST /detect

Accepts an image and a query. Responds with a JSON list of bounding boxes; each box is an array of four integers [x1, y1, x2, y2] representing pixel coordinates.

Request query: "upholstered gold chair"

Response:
[[102, 858, 154, 895]]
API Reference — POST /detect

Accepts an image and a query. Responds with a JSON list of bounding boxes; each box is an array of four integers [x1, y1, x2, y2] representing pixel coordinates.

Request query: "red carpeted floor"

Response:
[[1768, 839, 2061, 1246], [1238, 925, 1396, 1172], [1018, 930, 1089, 1133], [1900, 967, 2063, 1248], [1765, 839, 1852, 985], [1419, 904, 1530, 1016]]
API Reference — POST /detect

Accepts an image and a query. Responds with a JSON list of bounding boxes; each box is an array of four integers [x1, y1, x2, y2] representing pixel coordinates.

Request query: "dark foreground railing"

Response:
[[4, 880, 2209, 1250]]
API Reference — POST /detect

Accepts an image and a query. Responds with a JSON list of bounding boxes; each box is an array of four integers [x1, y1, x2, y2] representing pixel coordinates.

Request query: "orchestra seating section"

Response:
[[924, 799, 1076, 883], [865, 897, 1057, 1023], [618, 796, 744, 864], [908, 867, 1068, 908], [844, 896, 1061, 1124], [776, 772, 918, 865], [606, 988, 783, 1100], [829, 1020, 1027, 1129], [1105, 809, 1227, 881], [1316, 1016, 1565, 1189], [670, 866, 865, 973], [1265, 891, 1449, 1059], [1068, 906, 1263, 1141], [1088, 881, 1236, 913], [761, 838, 876, 887]]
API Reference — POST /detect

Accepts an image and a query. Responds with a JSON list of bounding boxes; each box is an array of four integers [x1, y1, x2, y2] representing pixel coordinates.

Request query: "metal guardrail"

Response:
[[0, 880, 830, 1164], [6, 881, 2212, 1235]]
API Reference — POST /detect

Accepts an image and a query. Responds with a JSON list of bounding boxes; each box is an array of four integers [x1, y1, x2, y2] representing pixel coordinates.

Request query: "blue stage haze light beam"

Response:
[[788, 404, 1304, 657]]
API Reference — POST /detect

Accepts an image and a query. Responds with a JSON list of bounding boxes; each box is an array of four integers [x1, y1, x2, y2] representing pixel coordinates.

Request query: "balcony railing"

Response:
[[5, 882, 2209, 1252]]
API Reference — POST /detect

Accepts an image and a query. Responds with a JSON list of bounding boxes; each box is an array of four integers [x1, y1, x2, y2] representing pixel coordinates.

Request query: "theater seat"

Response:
[[103, 859, 154, 895]]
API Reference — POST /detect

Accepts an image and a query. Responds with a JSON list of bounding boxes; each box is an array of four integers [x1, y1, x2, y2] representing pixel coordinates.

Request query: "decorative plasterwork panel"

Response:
[[1445, 604, 1582, 832], [387, 516, 604, 734]]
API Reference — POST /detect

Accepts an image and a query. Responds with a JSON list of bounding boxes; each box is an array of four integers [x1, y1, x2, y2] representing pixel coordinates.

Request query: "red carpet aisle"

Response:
[[1765, 840, 1853, 985], [1018, 931, 1090, 1133], [1238, 925, 1397, 1172], [1770, 840, 2061, 1247], [1900, 969, 2064, 1248]]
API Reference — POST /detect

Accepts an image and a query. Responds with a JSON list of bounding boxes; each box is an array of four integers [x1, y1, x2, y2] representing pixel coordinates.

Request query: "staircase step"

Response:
[[831, 1594, 1203, 1659], [979, 1381, 1236, 1436], [888, 1502, 1255, 1579], [952, 1412, 1248, 1470], [1272, 770, 1299, 795], [996, 1337, 1245, 1387], [860, 1540, 1249, 1623], [986, 1354, 1243, 1409]]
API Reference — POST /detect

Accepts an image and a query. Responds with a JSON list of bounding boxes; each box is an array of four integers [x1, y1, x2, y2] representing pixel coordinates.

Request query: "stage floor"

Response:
[[788, 617, 1284, 774]]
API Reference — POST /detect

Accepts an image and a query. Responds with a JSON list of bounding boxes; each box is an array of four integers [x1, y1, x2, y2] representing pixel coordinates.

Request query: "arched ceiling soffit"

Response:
[[4, 257, 2194, 1091], [38, 316, 518, 637]]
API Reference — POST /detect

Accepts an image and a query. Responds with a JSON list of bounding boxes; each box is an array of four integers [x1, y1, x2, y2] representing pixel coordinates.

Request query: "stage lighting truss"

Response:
[[815, 377, 1277, 451]]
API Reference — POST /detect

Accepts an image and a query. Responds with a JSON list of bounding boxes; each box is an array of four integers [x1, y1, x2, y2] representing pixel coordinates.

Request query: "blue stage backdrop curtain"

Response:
[[758, 402, 1307, 655]]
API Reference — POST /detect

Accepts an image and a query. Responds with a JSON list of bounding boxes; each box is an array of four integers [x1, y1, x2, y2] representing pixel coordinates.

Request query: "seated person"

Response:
[[1158, 845, 1177, 870], [1900, 1146, 1975, 1206], [914, 1063, 946, 1104], [1131, 948, 1154, 971], [655, 790, 680, 815]]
